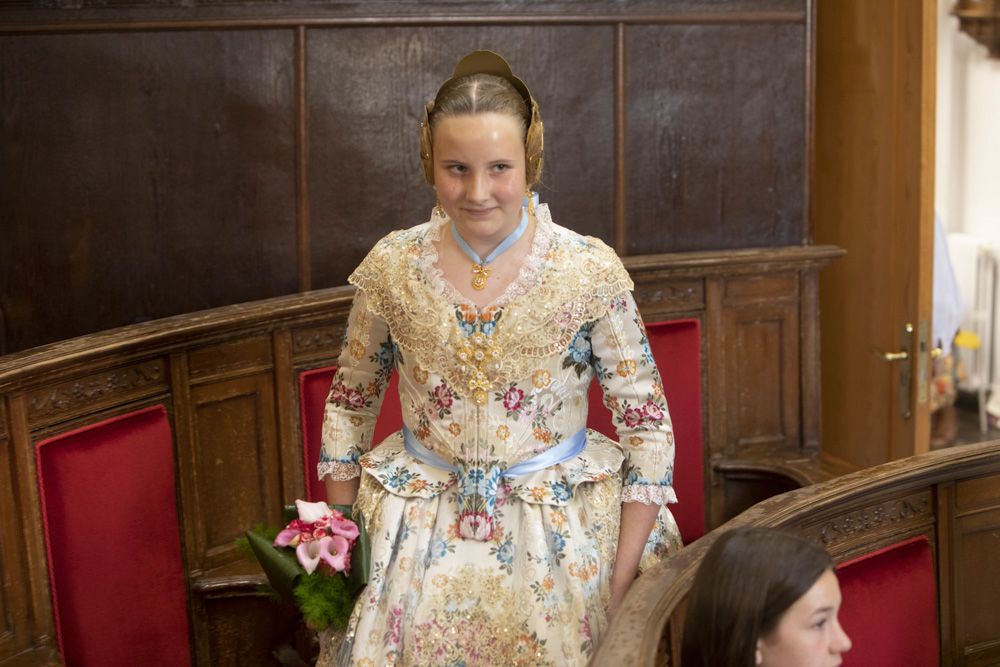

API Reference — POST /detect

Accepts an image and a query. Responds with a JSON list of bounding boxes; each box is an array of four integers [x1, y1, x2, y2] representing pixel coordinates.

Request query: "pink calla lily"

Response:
[[329, 515, 360, 541], [274, 521, 305, 547], [321, 535, 351, 572], [296, 538, 324, 574], [296, 535, 351, 574]]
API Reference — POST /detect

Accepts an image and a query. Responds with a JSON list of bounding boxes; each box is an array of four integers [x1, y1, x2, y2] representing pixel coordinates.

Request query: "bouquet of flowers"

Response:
[[244, 500, 370, 631]]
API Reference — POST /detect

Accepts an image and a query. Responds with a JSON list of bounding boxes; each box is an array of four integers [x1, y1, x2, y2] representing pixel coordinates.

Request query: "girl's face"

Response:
[[432, 112, 527, 244], [757, 569, 852, 667]]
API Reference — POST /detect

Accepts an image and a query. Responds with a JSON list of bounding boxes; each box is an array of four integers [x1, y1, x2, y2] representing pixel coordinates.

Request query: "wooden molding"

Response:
[[0, 288, 356, 392], [0, 11, 808, 35], [622, 244, 844, 275]]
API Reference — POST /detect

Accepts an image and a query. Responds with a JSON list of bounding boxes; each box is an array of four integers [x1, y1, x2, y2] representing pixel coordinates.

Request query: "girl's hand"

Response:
[[606, 581, 629, 621], [606, 502, 658, 621]]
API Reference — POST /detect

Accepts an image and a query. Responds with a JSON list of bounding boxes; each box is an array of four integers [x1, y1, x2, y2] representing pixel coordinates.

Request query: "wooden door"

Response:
[[814, 0, 936, 470]]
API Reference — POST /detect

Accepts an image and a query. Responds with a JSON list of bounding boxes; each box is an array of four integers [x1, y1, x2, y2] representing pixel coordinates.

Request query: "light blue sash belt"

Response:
[[403, 426, 588, 478]]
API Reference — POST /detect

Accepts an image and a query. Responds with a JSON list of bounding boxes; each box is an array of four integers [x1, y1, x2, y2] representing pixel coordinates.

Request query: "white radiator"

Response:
[[947, 232, 999, 426]]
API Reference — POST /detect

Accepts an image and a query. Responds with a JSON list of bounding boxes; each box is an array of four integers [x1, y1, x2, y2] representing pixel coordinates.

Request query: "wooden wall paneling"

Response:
[[295, 25, 311, 293], [624, 21, 807, 255], [188, 590, 211, 667], [704, 275, 726, 527], [722, 273, 800, 454], [631, 251, 839, 529], [272, 329, 304, 503], [3, 396, 56, 662], [614, 21, 627, 255], [172, 346, 235, 667], [0, 403, 26, 662], [188, 371, 280, 574], [951, 473, 1000, 665], [594, 0, 804, 11], [290, 319, 347, 367], [0, 0, 803, 25], [187, 335, 273, 383], [183, 334, 280, 574], [803, 0, 816, 244], [170, 350, 199, 578], [630, 277, 706, 321], [799, 268, 821, 449], [197, 591, 299, 667], [937, 480, 956, 667], [306, 24, 616, 289], [0, 30, 298, 354]]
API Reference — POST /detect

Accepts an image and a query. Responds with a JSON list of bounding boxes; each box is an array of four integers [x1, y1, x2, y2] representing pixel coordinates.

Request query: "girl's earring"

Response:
[[524, 187, 535, 215], [435, 196, 446, 219]]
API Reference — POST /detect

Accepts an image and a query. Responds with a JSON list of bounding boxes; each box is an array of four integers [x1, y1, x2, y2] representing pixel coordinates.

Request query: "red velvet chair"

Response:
[[299, 368, 402, 502], [587, 319, 704, 542], [35, 405, 191, 667], [836, 535, 939, 666], [300, 318, 704, 542]]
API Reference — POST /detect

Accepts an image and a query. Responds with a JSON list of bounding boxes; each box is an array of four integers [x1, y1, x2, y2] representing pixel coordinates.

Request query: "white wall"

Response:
[[936, 0, 1000, 241], [936, 0, 1000, 420]]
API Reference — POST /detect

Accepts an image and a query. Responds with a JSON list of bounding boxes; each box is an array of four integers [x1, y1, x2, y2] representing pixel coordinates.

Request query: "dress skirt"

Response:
[[319, 454, 680, 667]]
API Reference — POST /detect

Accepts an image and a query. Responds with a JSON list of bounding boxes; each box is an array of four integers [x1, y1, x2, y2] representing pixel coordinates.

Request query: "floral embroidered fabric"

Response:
[[318, 206, 681, 666], [348, 205, 634, 406]]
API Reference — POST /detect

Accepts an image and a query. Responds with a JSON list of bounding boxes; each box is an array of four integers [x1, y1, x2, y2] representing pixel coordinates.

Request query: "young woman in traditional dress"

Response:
[[318, 50, 681, 666]]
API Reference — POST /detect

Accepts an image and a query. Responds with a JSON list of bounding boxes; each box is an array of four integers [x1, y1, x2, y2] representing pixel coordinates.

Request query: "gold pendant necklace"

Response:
[[450, 208, 530, 293], [471, 264, 490, 291]]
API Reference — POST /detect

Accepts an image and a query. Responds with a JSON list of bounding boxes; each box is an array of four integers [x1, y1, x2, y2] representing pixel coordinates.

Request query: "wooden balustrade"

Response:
[[0, 247, 838, 665], [594, 439, 1000, 667]]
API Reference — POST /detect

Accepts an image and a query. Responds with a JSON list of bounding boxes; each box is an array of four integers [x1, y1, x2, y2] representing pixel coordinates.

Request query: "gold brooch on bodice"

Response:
[[454, 306, 502, 405], [457, 331, 500, 405]]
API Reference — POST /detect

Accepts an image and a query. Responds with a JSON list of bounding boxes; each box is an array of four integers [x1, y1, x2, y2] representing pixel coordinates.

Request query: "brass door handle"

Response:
[[882, 350, 909, 362]]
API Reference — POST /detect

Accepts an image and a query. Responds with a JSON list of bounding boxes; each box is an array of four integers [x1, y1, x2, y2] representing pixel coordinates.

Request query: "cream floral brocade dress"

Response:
[[317, 204, 681, 667]]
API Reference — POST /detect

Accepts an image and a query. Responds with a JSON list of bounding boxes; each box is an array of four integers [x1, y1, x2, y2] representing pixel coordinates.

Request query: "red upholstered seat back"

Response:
[[836, 535, 939, 666], [36, 405, 191, 667], [586, 318, 704, 542], [300, 368, 401, 502], [301, 319, 704, 543]]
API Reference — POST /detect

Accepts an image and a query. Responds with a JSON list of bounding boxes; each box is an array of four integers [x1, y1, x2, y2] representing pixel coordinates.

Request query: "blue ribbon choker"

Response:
[[449, 192, 538, 290]]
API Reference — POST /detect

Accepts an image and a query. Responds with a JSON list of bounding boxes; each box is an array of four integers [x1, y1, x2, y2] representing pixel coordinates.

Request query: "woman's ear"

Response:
[[755, 641, 764, 666]]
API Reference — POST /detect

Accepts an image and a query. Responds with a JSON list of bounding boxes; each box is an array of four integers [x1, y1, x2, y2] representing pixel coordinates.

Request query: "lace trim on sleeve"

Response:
[[318, 461, 361, 482], [621, 484, 677, 505]]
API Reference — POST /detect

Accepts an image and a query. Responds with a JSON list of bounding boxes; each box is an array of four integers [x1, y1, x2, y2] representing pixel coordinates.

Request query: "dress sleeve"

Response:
[[317, 289, 395, 482], [589, 290, 677, 505]]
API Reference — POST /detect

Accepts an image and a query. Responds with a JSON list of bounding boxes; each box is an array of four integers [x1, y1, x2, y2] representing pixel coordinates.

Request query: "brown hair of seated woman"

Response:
[[680, 527, 835, 666]]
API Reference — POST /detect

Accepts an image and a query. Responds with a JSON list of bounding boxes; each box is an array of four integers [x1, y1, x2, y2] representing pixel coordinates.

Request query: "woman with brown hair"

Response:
[[681, 527, 852, 667], [317, 51, 682, 665]]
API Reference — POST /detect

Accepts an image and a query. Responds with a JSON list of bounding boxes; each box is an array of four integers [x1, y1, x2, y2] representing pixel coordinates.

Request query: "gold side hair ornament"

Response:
[[419, 50, 544, 187]]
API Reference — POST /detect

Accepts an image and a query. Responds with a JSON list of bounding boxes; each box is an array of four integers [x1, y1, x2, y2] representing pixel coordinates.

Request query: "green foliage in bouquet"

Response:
[[294, 569, 359, 630], [243, 503, 370, 631]]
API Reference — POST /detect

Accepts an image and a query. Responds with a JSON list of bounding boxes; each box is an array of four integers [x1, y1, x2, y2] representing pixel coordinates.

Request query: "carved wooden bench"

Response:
[[593, 439, 1000, 667], [0, 274, 718, 665]]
